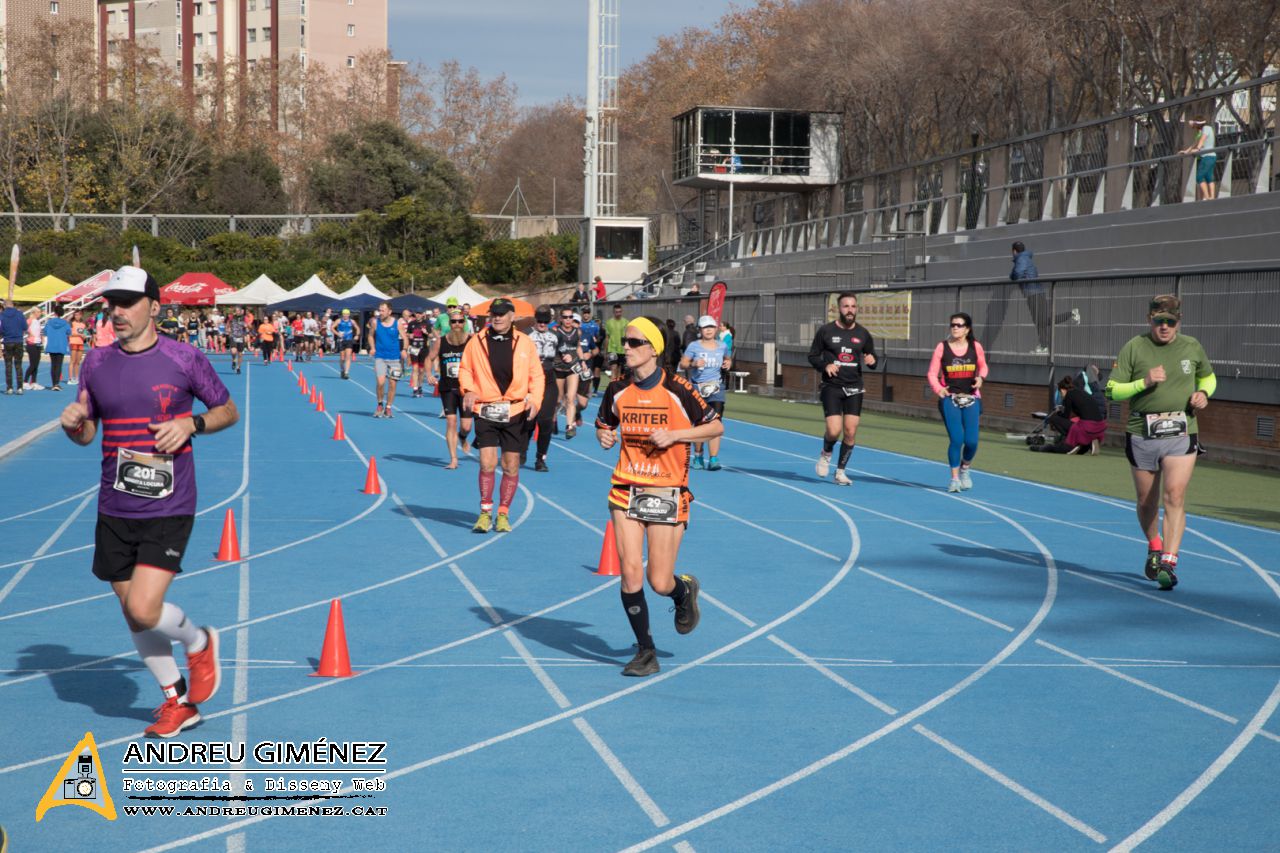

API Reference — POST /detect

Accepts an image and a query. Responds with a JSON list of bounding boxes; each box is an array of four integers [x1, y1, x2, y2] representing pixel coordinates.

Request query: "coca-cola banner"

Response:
[[161, 273, 235, 305]]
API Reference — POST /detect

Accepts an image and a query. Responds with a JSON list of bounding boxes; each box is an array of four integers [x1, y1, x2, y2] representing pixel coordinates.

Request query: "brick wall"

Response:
[[750, 363, 1279, 465]]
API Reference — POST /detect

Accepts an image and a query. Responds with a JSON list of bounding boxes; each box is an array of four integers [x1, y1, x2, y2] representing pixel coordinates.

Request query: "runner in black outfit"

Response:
[[527, 305, 560, 472], [807, 292, 878, 486], [426, 309, 473, 469]]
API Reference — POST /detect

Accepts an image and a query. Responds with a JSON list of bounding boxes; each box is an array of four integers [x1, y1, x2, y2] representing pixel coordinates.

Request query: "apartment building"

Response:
[[2, 0, 395, 114]]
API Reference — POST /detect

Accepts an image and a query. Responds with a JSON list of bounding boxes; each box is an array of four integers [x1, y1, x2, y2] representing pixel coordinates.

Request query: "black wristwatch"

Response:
[[192, 414, 207, 434]]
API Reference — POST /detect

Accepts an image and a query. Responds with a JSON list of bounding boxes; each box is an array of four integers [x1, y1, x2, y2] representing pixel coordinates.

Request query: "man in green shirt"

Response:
[[1106, 294, 1216, 591], [602, 303, 629, 386]]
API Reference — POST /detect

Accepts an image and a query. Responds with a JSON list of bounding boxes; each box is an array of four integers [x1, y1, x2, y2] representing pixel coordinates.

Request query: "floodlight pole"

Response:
[[583, 0, 599, 285]]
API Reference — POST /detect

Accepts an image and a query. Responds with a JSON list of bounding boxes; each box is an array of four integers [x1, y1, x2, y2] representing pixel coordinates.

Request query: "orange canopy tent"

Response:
[[470, 296, 534, 318]]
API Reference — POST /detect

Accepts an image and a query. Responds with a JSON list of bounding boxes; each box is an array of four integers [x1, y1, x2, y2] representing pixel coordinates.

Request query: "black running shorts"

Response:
[[441, 387, 464, 416], [92, 513, 195, 582], [473, 411, 530, 453], [820, 384, 865, 417]]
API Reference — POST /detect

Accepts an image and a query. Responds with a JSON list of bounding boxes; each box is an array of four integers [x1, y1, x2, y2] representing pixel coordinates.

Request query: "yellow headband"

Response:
[[628, 317, 665, 356]]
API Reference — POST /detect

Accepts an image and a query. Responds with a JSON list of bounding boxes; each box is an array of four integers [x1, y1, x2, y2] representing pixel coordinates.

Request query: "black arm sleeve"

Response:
[[807, 327, 828, 371]]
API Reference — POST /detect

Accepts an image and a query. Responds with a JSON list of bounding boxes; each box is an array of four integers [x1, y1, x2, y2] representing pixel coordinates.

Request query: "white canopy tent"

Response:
[[346, 274, 391, 300], [287, 274, 342, 300], [215, 274, 290, 306], [430, 276, 487, 307]]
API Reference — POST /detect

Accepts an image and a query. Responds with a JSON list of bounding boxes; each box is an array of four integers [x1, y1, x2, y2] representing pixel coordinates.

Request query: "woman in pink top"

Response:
[[94, 306, 116, 348], [927, 312, 989, 493]]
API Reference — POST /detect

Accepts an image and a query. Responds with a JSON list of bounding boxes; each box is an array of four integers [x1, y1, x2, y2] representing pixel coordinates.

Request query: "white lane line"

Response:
[[573, 717, 672, 828], [966, 496, 1237, 566], [0, 487, 389, 626], [695, 501, 839, 561], [551, 439, 840, 561], [767, 634, 897, 716], [130, 476, 862, 851], [859, 567, 1015, 633], [1109, 529, 1280, 850], [730, 415, 1280, 540], [728, 432, 1280, 640], [1062, 570, 1280, 641], [0, 417, 60, 461], [0, 492, 95, 608], [614, 463, 1058, 853], [727, 437, 1042, 567], [1092, 658, 1187, 665], [913, 724, 1107, 844], [1035, 641, 1238, 724], [0, 486, 95, 524]]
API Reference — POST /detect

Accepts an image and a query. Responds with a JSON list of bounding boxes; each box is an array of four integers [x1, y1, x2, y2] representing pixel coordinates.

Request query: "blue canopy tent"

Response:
[[268, 293, 342, 313], [389, 294, 446, 313], [335, 293, 385, 313]]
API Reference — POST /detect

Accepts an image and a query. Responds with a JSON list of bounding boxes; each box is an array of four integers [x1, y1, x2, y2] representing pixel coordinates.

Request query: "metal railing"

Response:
[[0, 212, 588, 246], [596, 266, 1280, 383]]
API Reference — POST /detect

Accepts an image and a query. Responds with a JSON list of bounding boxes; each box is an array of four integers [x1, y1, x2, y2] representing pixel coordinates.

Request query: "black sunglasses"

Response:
[[950, 322, 968, 328], [621, 336, 651, 349], [449, 319, 464, 325], [1151, 317, 1178, 327]]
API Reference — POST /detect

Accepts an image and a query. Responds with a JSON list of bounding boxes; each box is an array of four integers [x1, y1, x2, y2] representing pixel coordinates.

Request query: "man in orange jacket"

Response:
[[458, 298, 544, 533]]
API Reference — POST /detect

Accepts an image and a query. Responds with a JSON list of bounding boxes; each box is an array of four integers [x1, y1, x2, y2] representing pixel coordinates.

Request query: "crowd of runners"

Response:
[[39, 266, 1216, 735]]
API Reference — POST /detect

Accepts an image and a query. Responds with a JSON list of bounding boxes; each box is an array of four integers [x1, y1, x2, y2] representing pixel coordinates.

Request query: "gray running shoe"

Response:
[[833, 469, 852, 486], [1156, 562, 1178, 591], [959, 468, 973, 490], [1144, 550, 1161, 581], [622, 647, 659, 677], [815, 452, 831, 478]]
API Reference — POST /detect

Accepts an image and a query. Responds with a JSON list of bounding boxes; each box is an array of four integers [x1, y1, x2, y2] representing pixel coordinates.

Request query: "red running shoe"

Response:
[[185, 627, 221, 705], [146, 697, 201, 738]]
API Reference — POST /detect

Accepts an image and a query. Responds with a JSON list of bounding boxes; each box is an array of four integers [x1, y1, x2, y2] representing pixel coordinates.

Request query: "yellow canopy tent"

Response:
[[12, 274, 71, 302]]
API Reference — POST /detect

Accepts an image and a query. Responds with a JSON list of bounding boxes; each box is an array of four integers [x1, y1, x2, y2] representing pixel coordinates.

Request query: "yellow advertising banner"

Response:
[[827, 291, 912, 340]]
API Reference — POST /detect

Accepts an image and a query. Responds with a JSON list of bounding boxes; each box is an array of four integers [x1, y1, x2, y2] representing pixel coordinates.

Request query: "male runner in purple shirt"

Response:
[[60, 266, 240, 737]]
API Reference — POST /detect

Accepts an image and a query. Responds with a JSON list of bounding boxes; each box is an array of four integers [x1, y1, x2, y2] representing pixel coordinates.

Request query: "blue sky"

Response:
[[389, 1, 736, 106]]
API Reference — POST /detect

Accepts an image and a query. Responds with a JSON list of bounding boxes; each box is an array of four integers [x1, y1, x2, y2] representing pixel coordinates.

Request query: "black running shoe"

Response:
[[1156, 562, 1178, 591], [674, 574, 700, 635], [1144, 550, 1161, 581], [535, 456, 549, 472], [622, 647, 659, 677]]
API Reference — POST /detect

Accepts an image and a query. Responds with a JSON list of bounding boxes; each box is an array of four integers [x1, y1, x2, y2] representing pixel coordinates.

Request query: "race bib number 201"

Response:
[[114, 449, 175, 500]]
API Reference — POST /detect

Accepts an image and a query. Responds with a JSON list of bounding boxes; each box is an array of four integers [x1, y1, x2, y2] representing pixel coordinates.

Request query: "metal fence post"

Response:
[[229, 216, 237, 233], [151, 216, 159, 237]]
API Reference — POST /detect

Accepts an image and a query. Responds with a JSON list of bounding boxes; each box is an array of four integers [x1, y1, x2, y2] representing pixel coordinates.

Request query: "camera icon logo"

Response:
[[62, 754, 97, 800]]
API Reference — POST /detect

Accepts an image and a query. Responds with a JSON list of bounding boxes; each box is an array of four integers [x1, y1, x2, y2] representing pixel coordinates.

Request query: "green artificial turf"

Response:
[[722, 393, 1280, 531]]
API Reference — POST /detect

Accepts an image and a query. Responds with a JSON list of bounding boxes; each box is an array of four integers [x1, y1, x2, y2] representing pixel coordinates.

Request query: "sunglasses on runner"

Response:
[[1150, 317, 1178, 327], [621, 336, 651, 349], [450, 319, 465, 325], [949, 322, 968, 328]]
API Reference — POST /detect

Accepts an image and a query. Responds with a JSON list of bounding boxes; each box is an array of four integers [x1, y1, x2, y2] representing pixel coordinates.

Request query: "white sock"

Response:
[[153, 602, 206, 653], [131, 629, 182, 694]]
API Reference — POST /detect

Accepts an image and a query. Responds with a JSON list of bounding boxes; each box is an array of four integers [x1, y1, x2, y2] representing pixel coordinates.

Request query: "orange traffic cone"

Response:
[[310, 599, 357, 678], [308, 385, 318, 404], [216, 508, 241, 561], [331, 414, 346, 441], [297, 371, 305, 387], [362, 457, 381, 495], [315, 391, 325, 413], [287, 360, 294, 372], [299, 377, 308, 396], [596, 519, 620, 576]]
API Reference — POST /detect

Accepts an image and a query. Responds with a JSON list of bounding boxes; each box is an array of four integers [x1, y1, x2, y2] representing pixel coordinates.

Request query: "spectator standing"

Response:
[[68, 309, 87, 385], [23, 306, 45, 390], [1010, 241, 1079, 354], [43, 304, 71, 391], [593, 276, 607, 302], [680, 315, 699, 351], [1179, 116, 1217, 201], [1, 300, 25, 394]]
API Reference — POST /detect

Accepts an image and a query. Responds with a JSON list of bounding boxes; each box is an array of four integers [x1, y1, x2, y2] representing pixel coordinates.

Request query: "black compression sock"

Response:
[[822, 438, 837, 454], [838, 442, 856, 469], [665, 575, 688, 605], [621, 589, 654, 649]]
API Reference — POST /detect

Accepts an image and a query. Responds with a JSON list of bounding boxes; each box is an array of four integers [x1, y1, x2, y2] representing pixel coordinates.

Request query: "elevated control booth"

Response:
[[672, 106, 842, 190], [579, 216, 651, 288]]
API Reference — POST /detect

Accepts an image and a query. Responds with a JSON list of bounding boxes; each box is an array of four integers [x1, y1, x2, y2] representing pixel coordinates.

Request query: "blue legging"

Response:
[[938, 395, 981, 469]]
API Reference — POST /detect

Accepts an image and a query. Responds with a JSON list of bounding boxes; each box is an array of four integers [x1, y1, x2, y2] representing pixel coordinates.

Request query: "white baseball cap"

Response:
[[100, 266, 160, 303], [698, 315, 717, 328]]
